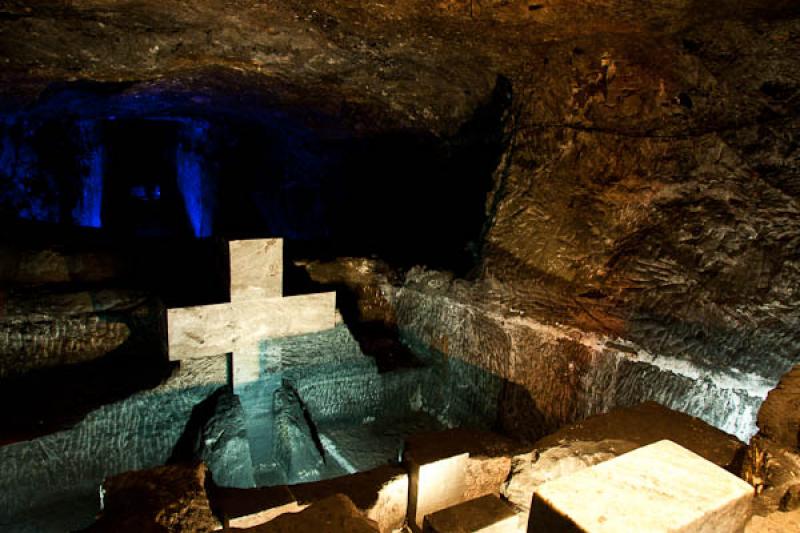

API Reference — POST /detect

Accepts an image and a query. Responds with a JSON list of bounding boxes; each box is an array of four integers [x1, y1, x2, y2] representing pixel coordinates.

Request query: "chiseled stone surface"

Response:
[[0, 355, 228, 530], [755, 364, 800, 451], [86, 462, 220, 533], [529, 440, 754, 533], [423, 494, 518, 533], [227, 494, 379, 533], [292, 465, 409, 533], [215, 465, 408, 532], [0, 288, 156, 379], [408, 451, 469, 532], [170, 388, 256, 489], [215, 484, 305, 529], [167, 292, 336, 360], [229, 239, 283, 302]]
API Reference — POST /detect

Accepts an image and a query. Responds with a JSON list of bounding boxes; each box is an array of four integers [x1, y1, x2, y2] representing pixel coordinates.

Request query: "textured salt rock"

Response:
[[171, 388, 256, 489], [394, 276, 770, 441], [741, 365, 800, 528], [0, 245, 118, 285], [273, 385, 325, 484], [756, 364, 800, 451], [230, 494, 380, 533], [0, 288, 159, 378], [86, 462, 220, 532], [0, 356, 227, 530]]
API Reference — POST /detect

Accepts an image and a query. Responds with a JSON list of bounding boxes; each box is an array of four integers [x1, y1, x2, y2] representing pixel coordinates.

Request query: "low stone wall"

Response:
[[0, 288, 161, 379], [0, 356, 227, 531], [392, 274, 769, 442]]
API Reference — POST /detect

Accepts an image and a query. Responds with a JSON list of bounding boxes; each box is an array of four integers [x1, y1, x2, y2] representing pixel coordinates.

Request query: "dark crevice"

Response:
[[286, 383, 327, 464]]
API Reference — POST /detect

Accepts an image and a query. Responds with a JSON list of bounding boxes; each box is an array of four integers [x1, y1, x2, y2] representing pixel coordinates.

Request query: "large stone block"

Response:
[[423, 494, 518, 533], [292, 465, 409, 533], [215, 485, 305, 529], [407, 450, 469, 532], [234, 494, 380, 533], [529, 440, 754, 533]]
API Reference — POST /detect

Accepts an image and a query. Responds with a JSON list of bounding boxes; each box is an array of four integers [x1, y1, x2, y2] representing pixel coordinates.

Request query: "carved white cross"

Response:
[[167, 238, 336, 389]]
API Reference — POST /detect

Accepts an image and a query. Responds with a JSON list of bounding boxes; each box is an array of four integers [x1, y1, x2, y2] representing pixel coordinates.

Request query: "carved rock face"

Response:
[[87, 462, 220, 532], [757, 365, 800, 452]]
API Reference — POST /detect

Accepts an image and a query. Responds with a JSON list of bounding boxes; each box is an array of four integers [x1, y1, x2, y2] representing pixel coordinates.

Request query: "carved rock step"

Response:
[[423, 494, 520, 533]]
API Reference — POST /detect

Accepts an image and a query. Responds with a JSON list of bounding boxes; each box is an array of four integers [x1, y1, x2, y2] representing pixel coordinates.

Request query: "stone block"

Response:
[[229, 239, 283, 302], [215, 485, 306, 529], [233, 494, 380, 532], [528, 440, 754, 533], [292, 465, 409, 533], [408, 450, 469, 532], [423, 494, 518, 533]]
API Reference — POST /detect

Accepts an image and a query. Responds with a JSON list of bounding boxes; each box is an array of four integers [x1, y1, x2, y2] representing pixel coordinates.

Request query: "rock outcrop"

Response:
[[86, 462, 220, 533], [228, 494, 380, 533], [0, 287, 160, 379], [0, 355, 227, 530], [170, 388, 256, 489], [755, 365, 800, 452], [742, 364, 800, 528]]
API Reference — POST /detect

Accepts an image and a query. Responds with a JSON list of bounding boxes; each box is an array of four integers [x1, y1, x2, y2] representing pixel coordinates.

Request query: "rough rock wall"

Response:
[[269, 324, 501, 482], [744, 364, 800, 493], [273, 384, 326, 484], [0, 288, 161, 379], [170, 388, 256, 489], [754, 365, 800, 452], [478, 12, 800, 398], [392, 269, 768, 442], [86, 462, 220, 533], [0, 356, 226, 531]]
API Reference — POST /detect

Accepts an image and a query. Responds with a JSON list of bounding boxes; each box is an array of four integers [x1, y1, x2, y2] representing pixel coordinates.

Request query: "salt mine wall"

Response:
[[0, 357, 227, 530], [392, 271, 776, 443]]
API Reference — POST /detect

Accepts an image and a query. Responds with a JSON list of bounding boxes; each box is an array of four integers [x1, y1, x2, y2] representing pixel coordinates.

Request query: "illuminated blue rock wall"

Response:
[[72, 121, 103, 228], [0, 116, 60, 223], [176, 119, 214, 238]]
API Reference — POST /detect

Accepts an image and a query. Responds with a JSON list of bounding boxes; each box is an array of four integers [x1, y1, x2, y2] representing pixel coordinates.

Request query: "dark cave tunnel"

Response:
[[0, 77, 512, 307]]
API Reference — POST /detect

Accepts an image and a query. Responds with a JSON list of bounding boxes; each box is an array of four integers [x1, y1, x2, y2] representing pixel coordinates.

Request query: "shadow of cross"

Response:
[[167, 238, 337, 390]]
